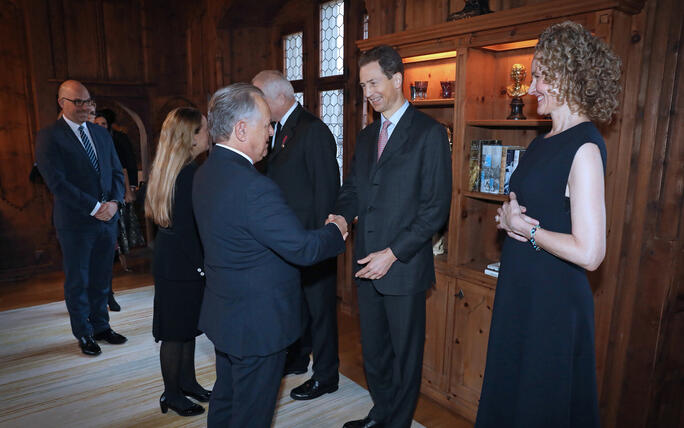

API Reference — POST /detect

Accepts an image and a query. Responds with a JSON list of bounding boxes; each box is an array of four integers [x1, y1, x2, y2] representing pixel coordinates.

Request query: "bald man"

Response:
[[252, 71, 341, 401], [36, 80, 127, 356]]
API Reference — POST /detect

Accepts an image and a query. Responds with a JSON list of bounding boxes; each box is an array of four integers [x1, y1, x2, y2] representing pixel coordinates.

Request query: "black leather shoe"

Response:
[[78, 336, 101, 356], [160, 394, 204, 416], [283, 355, 309, 376], [93, 328, 127, 344], [182, 388, 211, 402], [108, 292, 121, 311], [290, 378, 338, 400], [342, 416, 384, 428]]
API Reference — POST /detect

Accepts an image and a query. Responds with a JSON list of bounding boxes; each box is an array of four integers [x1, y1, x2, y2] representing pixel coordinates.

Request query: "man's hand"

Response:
[[355, 247, 397, 280], [326, 214, 348, 240], [94, 201, 118, 221]]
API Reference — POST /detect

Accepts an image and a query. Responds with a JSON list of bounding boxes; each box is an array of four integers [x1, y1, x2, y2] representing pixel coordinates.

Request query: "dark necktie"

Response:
[[273, 122, 283, 155], [78, 125, 100, 173], [377, 119, 392, 161]]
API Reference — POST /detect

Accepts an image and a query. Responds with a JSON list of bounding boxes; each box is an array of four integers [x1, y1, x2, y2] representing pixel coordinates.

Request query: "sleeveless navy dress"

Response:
[[475, 122, 605, 428]]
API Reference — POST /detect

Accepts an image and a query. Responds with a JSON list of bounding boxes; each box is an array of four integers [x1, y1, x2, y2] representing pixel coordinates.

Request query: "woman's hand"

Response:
[[495, 192, 539, 242]]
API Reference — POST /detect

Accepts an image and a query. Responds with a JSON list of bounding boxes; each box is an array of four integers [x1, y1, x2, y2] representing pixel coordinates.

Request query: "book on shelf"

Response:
[[469, 140, 501, 191], [468, 140, 482, 191], [501, 146, 526, 195], [479, 141, 503, 194]]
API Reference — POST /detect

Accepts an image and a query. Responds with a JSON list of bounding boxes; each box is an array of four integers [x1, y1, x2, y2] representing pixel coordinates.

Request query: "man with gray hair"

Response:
[[192, 82, 348, 427], [253, 70, 341, 401]]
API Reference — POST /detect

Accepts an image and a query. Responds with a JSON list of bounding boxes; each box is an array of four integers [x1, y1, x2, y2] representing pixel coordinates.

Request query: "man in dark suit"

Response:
[[35, 80, 127, 356], [192, 83, 348, 428], [333, 45, 452, 428], [252, 70, 341, 401]]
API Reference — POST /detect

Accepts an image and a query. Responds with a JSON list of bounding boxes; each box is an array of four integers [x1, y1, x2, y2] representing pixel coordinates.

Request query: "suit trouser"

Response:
[[288, 258, 339, 383], [208, 347, 286, 428], [56, 222, 117, 339], [357, 282, 426, 428]]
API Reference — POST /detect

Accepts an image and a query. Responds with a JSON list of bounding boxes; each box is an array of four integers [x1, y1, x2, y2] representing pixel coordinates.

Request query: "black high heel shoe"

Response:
[[159, 393, 205, 416], [182, 388, 212, 403]]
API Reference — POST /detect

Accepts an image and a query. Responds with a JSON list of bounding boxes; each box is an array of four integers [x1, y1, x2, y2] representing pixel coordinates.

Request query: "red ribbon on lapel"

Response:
[[281, 135, 288, 148]]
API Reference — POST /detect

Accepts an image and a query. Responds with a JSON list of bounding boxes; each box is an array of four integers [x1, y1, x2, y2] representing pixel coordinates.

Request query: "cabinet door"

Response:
[[422, 271, 452, 389], [449, 279, 494, 415]]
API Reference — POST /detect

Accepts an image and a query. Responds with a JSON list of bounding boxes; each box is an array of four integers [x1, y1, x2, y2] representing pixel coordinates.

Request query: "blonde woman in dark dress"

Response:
[[145, 107, 211, 417], [476, 21, 621, 428]]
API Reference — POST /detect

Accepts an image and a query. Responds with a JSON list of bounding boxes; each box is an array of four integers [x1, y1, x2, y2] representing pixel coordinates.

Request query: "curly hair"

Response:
[[534, 21, 622, 122]]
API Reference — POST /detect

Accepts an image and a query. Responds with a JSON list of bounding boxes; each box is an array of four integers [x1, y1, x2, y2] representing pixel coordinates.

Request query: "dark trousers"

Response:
[[208, 347, 286, 428], [288, 259, 339, 383], [56, 223, 117, 338], [357, 282, 426, 428]]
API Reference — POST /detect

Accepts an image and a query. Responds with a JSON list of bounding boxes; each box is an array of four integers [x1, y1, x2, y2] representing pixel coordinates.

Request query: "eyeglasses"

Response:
[[61, 97, 95, 107]]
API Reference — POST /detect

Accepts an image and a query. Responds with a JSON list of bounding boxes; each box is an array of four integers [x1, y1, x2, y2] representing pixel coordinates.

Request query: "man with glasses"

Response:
[[36, 80, 127, 356]]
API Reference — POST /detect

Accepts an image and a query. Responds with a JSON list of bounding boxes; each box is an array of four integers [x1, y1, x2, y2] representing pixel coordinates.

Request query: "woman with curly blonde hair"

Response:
[[476, 21, 621, 428], [145, 107, 211, 417]]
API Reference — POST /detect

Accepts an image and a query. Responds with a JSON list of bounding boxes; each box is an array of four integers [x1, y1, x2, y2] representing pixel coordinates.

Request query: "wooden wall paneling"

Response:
[[612, 0, 683, 426], [61, 0, 101, 79], [404, 0, 449, 30], [102, 0, 144, 81], [0, 0, 44, 274], [45, 0, 67, 80], [228, 26, 273, 84], [187, 17, 201, 100], [600, 0, 680, 426], [364, 0, 400, 38], [591, 8, 644, 412]]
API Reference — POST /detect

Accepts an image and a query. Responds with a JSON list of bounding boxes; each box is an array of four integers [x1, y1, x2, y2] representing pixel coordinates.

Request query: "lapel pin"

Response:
[[281, 135, 288, 148]]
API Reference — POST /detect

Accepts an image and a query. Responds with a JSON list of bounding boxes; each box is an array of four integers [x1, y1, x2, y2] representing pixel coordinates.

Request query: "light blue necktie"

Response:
[[78, 125, 100, 173]]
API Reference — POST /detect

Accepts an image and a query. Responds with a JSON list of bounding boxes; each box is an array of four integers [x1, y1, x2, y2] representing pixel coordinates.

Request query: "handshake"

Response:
[[325, 214, 348, 241]]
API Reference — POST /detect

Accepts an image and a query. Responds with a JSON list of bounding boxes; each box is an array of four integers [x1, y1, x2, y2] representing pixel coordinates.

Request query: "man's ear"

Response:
[[392, 72, 403, 90], [57, 98, 65, 109], [234, 120, 248, 142]]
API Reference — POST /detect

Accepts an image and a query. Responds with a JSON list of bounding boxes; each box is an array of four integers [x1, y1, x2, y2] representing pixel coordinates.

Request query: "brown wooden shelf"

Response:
[[463, 191, 508, 202], [411, 98, 455, 106], [466, 119, 551, 127], [456, 262, 498, 289]]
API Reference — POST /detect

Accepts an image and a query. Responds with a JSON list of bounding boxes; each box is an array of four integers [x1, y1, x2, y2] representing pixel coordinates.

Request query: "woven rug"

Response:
[[0, 286, 424, 427]]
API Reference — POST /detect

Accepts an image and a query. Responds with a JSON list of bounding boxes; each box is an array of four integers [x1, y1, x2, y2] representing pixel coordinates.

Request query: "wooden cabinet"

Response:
[[422, 271, 453, 390], [357, 0, 645, 422], [448, 279, 495, 420]]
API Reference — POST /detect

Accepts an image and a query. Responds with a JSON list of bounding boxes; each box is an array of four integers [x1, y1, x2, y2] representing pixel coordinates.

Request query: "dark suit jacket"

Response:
[[266, 103, 340, 229], [192, 147, 345, 358], [335, 104, 452, 295], [36, 118, 124, 230], [112, 130, 138, 187]]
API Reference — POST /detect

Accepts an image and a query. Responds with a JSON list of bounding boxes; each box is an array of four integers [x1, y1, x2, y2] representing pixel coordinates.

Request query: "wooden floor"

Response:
[[0, 249, 472, 428]]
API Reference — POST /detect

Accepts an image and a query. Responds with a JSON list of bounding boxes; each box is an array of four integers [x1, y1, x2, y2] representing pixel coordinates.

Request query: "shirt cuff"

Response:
[[90, 201, 101, 216]]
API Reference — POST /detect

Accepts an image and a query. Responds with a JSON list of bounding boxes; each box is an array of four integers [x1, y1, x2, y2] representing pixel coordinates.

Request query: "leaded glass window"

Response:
[[293, 92, 303, 106], [283, 32, 303, 80], [320, 89, 344, 181], [320, 0, 344, 78]]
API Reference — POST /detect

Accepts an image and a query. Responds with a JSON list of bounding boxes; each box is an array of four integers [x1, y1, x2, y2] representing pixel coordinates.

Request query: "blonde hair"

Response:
[[145, 107, 203, 227], [534, 21, 622, 122]]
